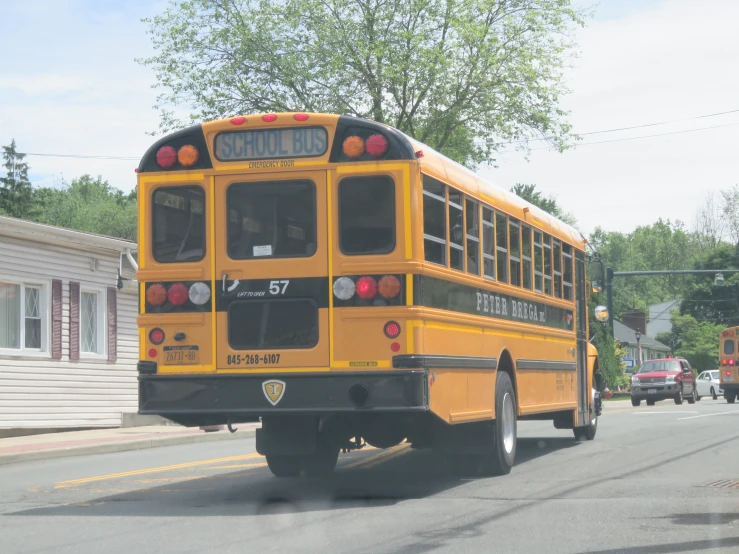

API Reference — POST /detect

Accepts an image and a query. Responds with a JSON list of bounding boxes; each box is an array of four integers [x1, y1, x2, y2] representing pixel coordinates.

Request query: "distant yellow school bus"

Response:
[[136, 113, 601, 477], [719, 326, 738, 403]]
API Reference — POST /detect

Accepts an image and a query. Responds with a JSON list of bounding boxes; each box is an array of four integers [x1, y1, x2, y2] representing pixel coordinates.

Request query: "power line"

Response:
[[18, 107, 739, 160], [530, 121, 739, 151], [502, 107, 739, 146], [21, 152, 138, 161]]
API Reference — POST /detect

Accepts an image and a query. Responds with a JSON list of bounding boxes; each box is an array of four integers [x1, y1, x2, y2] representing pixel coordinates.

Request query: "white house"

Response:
[[0, 216, 139, 433]]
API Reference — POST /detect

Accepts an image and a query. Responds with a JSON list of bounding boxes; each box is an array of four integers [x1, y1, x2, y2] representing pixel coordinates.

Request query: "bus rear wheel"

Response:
[[265, 439, 339, 478], [484, 371, 517, 475], [266, 455, 302, 478], [727, 392, 736, 404]]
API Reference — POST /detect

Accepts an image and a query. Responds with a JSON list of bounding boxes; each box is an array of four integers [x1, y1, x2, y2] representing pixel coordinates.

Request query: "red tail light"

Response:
[[167, 283, 189, 306], [146, 284, 167, 306], [384, 321, 401, 338], [293, 113, 309, 121], [262, 114, 278, 122], [149, 328, 165, 345], [365, 134, 389, 157], [730, 359, 735, 366], [231, 116, 246, 125], [727, 370, 732, 376], [155, 146, 177, 169], [356, 276, 377, 299]]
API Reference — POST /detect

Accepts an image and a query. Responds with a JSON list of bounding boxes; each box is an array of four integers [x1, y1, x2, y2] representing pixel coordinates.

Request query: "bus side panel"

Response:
[[421, 319, 486, 423]]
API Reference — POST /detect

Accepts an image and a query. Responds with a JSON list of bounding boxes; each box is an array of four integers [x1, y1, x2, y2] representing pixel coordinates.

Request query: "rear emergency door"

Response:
[[214, 171, 329, 371]]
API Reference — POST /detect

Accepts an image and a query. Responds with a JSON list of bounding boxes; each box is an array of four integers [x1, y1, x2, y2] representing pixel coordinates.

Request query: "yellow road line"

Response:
[[55, 453, 263, 488], [207, 462, 268, 469], [343, 443, 412, 469]]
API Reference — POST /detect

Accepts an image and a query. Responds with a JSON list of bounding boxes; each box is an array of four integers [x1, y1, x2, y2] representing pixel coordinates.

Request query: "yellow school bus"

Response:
[[719, 326, 738, 403], [136, 112, 601, 477]]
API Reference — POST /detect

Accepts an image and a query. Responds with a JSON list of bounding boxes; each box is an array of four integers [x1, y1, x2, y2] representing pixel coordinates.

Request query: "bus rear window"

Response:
[[724, 340, 735, 355], [227, 180, 316, 259], [339, 175, 395, 255], [152, 186, 205, 263]]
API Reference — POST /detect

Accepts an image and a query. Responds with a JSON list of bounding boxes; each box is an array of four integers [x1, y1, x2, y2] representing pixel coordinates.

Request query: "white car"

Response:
[[696, 370, 724, 400]]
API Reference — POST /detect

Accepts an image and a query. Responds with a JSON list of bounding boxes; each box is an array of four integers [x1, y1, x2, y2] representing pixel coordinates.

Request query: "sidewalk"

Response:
[[0, 422, 261, 466]]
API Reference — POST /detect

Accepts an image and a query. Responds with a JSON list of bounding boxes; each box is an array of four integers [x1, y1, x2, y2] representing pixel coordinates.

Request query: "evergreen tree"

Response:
[[0, 139, 36, 219]]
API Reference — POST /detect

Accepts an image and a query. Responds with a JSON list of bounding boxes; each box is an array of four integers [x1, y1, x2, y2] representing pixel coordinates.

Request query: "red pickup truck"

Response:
[[630, 358, 697, 406]]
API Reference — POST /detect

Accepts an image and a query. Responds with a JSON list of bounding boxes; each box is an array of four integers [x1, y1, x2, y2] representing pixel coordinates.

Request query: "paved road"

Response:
[[3, 398, 739, 553]]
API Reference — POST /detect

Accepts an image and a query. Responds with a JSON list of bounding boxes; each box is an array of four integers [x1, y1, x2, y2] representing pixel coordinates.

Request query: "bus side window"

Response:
[[543, 234, 553, 295], [496, 212, 508, 283], [465, 198, 480, 276], [521, 224, 532, 290], [562, 243, 573, 300], [534, 231, 543, 292], [482, 206, 495, 280], [449, 188, 464, 271], [553, 239, 562, 298], [422, 175, 447, 266], [509, 219, 521, 287]]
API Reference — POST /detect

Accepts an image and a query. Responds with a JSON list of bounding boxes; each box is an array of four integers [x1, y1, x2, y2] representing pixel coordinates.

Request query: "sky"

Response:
[[1, 0, 737, 236]]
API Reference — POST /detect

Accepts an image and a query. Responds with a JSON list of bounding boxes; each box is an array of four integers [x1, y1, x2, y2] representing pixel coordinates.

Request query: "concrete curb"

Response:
[[0, 428, 256, 466]]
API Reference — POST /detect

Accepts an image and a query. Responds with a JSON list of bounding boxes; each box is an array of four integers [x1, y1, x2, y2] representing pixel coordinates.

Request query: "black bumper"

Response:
[[138, 371, 429, 422]]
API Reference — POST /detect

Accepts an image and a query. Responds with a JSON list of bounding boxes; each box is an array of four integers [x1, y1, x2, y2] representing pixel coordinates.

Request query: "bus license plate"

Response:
[[163, 345, 199, 365], [725, 376, 734, 382], [648, 389, 657, 394]]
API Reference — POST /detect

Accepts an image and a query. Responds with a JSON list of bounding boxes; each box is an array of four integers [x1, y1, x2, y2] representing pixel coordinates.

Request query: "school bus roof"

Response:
[[146, 112, 585, 249], [403, 134, 586, 249]]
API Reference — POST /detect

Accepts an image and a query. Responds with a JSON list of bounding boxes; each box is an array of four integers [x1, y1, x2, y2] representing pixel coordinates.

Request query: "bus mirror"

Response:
[[592, 280, 603, 293], [594, 373, 604, 391], [594, 305, 609, 323]]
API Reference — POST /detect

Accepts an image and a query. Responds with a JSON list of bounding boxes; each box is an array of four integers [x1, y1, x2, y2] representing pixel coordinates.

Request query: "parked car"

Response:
[[696, 370, 724, 400], [630, 358, 697, 406]]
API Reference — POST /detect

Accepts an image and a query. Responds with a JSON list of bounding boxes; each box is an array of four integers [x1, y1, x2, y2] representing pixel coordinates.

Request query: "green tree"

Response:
[[33, 176, 137, 241], [510, 183, 576, 225], [656, 312, 723, 371], [588, 290, 626, 391], [0, 139, 37, 219], [139, 0, 589, 166], [678, 243, 739, 327], [589, 219, 699, 317]]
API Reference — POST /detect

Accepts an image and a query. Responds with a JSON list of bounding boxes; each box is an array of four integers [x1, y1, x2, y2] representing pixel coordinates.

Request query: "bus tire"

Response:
[[266, 455, 302, 478], [486, 371, 517, 475], [574, 389, 598, 441], [302, 441, 339, 478], [727, 392, 736, 404]]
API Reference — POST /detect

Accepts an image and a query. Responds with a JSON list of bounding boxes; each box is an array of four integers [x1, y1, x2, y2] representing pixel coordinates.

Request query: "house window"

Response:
[[0, 280, 47, 353], [80, 288, 106, 357]]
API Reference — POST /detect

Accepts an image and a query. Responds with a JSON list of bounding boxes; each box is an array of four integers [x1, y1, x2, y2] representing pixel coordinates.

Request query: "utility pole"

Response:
[[605, 269, 739, 338]]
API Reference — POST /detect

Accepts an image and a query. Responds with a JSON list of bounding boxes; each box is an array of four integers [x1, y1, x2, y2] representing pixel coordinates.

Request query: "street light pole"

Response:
[[635, 329, 642, 367]]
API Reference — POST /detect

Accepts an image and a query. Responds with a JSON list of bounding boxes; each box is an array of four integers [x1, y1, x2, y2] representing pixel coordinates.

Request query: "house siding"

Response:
[[0, 233, 138, 429]]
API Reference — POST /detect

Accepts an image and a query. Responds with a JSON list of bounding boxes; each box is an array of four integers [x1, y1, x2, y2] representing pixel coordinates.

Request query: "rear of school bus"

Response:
[[136, 113, 427, 476], [719, 327, 739, 402]]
